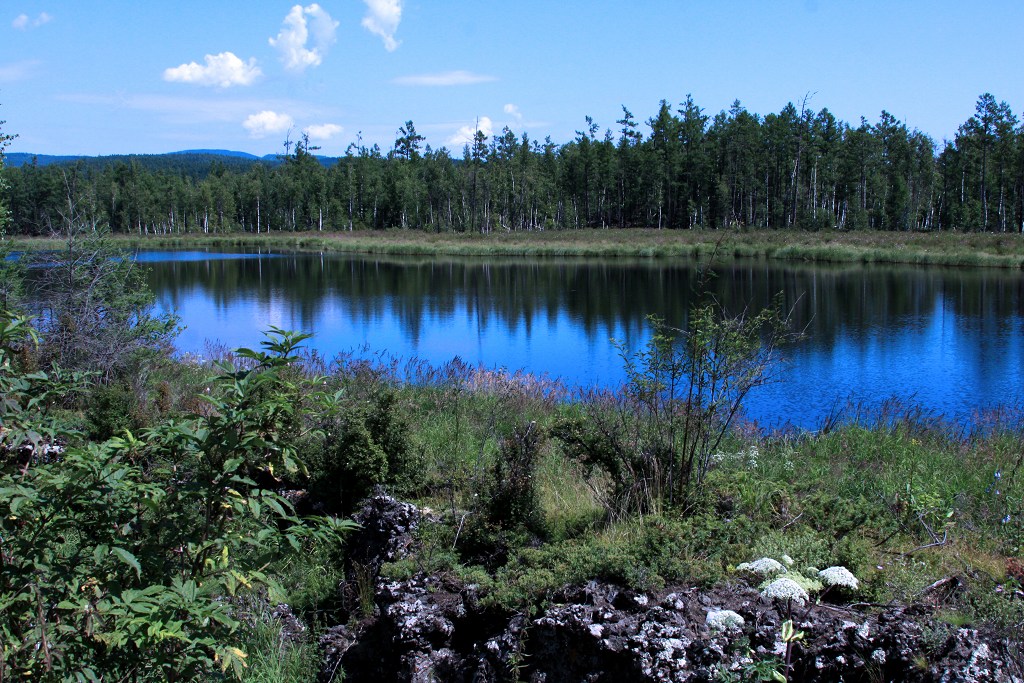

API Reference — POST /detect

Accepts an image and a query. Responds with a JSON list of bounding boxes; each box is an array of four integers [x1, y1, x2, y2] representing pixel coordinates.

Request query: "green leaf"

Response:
[[111, 547, 142, 579]]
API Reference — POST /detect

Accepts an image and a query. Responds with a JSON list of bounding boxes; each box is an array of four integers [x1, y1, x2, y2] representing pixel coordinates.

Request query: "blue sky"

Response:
[[1, 1, 1022, 157]]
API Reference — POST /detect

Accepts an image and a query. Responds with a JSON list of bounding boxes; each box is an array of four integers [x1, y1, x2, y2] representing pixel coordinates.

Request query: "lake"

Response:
[[144, 248, 1024, 430]]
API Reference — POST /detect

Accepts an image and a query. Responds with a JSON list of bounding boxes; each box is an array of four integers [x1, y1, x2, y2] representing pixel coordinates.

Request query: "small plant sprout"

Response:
[[780, 619, 806, 682], [818, 566, 859, 591], [760, 577, 809, 606], [706, 609, 745, 633], [737, 557, 786, 576]]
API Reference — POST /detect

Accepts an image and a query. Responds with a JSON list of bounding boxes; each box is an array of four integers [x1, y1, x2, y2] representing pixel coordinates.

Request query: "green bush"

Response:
[[553, 306, 794, 518], [487, 420, 545, 535], [306, 385, 418, 513], [0, 324, 355, 681], [86, 382, 137, 440]]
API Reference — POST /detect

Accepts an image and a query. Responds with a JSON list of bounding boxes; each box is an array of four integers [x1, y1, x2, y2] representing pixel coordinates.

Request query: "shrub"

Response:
[[554, 303, 794, 518], [85, 381, 137, 440], [27, 226, 178, 382], [0, 326, 355, 681], [488, 420, 545, 534], [306, 384, 417, 513]]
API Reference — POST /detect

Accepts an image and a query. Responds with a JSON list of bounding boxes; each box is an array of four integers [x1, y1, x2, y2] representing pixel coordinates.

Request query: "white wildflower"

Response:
[[760, 577, 809, 606], [740, 557, 785, 575], [819, 566, 859, 590], [706, 610, 745, 632], [781, 554, 794, 567]]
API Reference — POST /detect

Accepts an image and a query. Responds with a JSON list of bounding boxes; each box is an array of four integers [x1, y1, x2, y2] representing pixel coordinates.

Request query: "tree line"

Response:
[[3, 93, 1022, 236]]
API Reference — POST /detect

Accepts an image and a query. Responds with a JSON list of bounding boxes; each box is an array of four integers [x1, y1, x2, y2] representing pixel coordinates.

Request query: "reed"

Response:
[[9, 228, 1024, 268]]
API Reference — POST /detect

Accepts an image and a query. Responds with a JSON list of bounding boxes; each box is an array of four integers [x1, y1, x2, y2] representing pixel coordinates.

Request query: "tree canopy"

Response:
[[3, 93, 1022, 235]]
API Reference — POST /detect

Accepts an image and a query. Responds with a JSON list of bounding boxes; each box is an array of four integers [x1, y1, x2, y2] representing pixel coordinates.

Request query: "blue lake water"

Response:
[[142, 249, 1024, 430]]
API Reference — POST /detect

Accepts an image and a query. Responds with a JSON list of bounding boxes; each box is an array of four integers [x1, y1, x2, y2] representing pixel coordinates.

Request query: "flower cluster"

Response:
[[760, 577, 809, 606], [705, 609, 745, 632], [818, 566, 859, 590], [736, 557, 785, 576]]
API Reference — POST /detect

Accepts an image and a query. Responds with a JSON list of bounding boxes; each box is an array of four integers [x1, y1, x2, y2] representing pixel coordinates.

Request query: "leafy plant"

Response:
[[0, 310, 92, 461], [0, 326, 356, 681], [555, 301, 793, 517], [487, 420, 544, 534]]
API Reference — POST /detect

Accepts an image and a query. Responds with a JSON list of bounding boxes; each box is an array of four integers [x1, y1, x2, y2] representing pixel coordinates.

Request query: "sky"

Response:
[[1, 0, 1022, 158]]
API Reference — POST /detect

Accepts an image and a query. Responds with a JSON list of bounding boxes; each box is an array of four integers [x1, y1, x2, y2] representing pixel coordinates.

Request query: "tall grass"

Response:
[[11, 228, 1024, 268], [166, 330, 1024, 641]]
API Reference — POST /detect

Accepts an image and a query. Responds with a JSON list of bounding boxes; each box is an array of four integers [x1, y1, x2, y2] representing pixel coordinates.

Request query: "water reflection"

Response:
[[143, 249, 1024, 429]]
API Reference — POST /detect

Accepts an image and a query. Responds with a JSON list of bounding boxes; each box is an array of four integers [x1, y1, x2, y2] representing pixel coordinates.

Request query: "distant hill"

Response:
[[5, 153, 88, 167], [168, 149, 261, 160], [4, 149, 340, 174]]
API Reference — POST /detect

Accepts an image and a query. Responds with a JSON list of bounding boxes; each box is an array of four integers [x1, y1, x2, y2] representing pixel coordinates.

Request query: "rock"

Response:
[[347, 490, 422, 576], [270, 602, 306, 644], [319, 496, 1022, 681], [326, 575, 1023, 682]]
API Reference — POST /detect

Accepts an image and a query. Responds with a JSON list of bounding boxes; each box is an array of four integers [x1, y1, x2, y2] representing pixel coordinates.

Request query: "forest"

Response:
[[3, 93, 1023, 237]]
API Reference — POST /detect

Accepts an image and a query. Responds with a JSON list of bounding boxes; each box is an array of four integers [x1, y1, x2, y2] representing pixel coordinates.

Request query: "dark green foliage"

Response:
[[85, 381, 137, 440], [0, 312, 92, 460], [487, 420, 544, 534], [483, 514, 728, 611], [329, 405, 389, 508], [0, 322, 356, 681], [4, 94, 1022, 236], [305, 384, 416, 513], [363, 387, 416, 491]]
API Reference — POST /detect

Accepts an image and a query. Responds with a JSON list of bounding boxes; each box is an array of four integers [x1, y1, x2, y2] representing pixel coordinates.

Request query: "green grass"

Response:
[[237, 606, 322, 683], [10, 227, 1024, 268], [365, 372, 1024, 629]]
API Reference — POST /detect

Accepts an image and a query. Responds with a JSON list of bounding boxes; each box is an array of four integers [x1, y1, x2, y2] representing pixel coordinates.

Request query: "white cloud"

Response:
[[12, 12, 50, 30], [361, 0, 402, 52], [504, 103, 523, 124], [303, 123, 343, 141], [58, 92, 328, 129], [243, 110, 295, 138], [393, 70, 497, 87], [447, 116, 493, 148], [269, 3, 339, 72], [0, 59, 41, 82], [163, 52, 261, 88]]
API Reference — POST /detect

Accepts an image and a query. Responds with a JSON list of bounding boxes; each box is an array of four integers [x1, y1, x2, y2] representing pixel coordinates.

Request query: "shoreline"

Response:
[[7, 228, 1024, 269]]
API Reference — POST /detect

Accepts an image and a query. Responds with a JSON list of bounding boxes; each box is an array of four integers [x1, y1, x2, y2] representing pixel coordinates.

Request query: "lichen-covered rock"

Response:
[[346, 490, 421, 575], [322, 575, 1023, 682], [319, 498, 1022, 682]]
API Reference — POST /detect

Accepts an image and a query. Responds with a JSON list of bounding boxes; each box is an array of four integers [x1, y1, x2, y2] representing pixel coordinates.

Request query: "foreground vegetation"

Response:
[[2, 232, 1022, 681]]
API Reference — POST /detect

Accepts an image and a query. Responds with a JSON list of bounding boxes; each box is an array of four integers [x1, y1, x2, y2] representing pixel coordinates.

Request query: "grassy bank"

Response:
[[9, 227, 1024, 268]]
